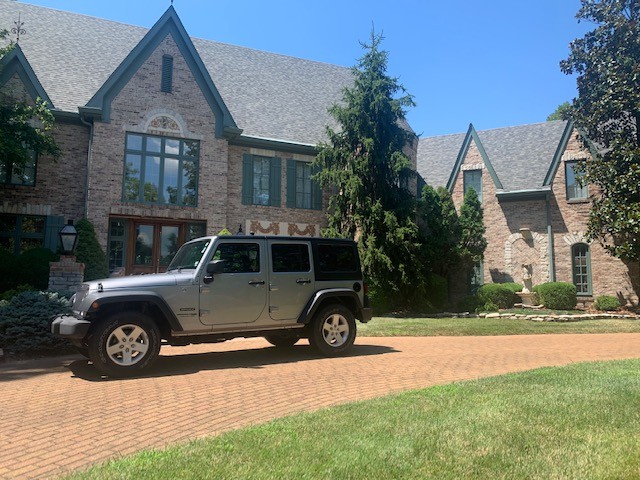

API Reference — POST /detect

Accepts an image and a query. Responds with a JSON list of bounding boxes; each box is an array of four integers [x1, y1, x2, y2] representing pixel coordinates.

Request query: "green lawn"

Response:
[[66, 360, 640, 480], [358, 315, 640, 337]]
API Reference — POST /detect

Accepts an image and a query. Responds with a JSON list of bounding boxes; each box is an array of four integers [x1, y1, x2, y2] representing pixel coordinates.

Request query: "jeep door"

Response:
[[268, 240, 315, 320], [199, 239, 267, 325]]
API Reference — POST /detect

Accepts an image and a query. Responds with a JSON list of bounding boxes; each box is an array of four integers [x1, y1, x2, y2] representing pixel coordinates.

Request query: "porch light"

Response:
[[59, 219, 79, 254]]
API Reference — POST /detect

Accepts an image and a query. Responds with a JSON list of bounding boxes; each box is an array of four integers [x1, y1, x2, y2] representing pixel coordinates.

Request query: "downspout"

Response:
[[546, 191, 556, 282], [79, 114, 94, 219]]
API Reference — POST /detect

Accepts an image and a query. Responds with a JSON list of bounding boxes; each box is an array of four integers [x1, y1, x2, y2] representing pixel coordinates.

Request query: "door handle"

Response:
[[248, 280, 266, 286], [296, 278, 311, 285]]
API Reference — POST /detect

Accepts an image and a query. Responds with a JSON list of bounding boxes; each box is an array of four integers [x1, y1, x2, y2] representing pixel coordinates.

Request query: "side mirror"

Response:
[[203, 260, 225, 284]]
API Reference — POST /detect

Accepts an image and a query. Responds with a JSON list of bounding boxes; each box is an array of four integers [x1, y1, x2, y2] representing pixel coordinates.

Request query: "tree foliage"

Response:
[[560, 0, 640, 260], [547, 101, 572, 121], [314, 31, 424, 309], [75, 219, 108, 281], [0, 30, 60, 172], [419, 185, 461, 277]]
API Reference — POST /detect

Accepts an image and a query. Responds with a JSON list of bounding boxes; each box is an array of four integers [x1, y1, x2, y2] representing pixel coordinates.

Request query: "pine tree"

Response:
[[314, 31, 423, 309]]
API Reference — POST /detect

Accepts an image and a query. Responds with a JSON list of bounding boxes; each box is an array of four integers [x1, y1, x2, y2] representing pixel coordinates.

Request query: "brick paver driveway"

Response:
[[2, 333, 640, 479]]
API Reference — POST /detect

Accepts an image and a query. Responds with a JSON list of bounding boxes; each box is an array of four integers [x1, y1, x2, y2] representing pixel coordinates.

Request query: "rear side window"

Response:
[[271, 244, 310, 272], [317, 244, 358, 273]]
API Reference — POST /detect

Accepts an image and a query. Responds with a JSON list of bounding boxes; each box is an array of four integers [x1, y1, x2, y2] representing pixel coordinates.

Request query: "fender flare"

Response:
[[298, 289, 365, 324], [87, 293, 183, 331]]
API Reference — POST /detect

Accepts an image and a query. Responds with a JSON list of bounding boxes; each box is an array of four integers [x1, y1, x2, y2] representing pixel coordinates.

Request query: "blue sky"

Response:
[[19, 0, 591, 137]]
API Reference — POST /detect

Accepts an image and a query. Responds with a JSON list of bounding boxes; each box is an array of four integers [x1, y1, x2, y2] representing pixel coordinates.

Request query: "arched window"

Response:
[[571, 243, 591, 295]]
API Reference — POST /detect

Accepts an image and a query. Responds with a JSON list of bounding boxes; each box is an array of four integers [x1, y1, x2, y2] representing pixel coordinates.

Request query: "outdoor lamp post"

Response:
[[59, 219, 79, 255]]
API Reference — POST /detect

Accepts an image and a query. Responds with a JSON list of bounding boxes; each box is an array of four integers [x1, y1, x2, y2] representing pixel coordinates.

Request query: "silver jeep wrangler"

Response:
[[51, 235, 372, 377]]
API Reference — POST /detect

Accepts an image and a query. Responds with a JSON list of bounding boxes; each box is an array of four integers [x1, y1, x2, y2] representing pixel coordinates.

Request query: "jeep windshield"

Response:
[[166, 239, 211, 271]]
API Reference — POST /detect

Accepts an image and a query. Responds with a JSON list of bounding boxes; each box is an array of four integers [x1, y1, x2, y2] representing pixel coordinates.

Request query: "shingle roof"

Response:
[[417, 131, 466, 188], [417, 120, 570, 192], [0, 1, 353, 146]]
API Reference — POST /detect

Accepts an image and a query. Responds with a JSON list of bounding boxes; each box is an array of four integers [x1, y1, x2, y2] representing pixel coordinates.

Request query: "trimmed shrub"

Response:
[[454, 295, 483, 313], [16, 248, 59, 290], [478, 283, 517, 309], [594, 295, 621, 311], [75, 219, 108, 281], [533, 282, 577, 310], [0, 291, 74, 357]]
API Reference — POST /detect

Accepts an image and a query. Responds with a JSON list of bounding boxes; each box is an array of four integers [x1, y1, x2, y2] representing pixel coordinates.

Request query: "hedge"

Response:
[[532, 282, 577, 310]]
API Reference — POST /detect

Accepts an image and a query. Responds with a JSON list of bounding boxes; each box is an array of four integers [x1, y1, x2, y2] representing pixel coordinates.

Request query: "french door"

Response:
[[129, 222, 182, 274]]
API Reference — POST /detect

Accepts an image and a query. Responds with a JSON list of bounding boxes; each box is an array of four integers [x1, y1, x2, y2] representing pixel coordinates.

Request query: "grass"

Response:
[[358, 315, 640, 337], [65, 360, 640, 479]]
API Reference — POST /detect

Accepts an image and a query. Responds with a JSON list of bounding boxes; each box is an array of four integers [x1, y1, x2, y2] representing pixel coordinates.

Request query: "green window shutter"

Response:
[[44, 215, 65, 252], [286, 159, 297, 208], [270, 157, 282, 207], [311, 165, 323, 210], [242, 154, 254, 205]]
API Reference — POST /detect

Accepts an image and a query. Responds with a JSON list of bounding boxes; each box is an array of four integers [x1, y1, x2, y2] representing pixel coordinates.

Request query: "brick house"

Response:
[[417, 120, 639, 305], [0, 2, 406, 275]]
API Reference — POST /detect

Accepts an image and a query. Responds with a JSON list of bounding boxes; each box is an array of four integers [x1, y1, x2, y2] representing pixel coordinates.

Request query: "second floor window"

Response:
[[242, 154, 281, 207], [463, 169, 482, 203], [565, 161, 588, 200], [286, 159, 322, 210], [1, 151, 37, 186], [123, 133, 199, 206]]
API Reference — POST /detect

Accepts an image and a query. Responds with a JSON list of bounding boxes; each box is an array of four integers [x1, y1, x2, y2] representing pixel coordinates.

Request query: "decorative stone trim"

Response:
[[288, 223, 317, 237], [124, 108, 195, 138], [461, 163, 484, 171], [504, 231, 550, 284], [245, 220, 319, 237], [249, 220, 280, 235], [563, 232, 591, 246], [561, 152, 587, 161], [0, 202, 52, 216]]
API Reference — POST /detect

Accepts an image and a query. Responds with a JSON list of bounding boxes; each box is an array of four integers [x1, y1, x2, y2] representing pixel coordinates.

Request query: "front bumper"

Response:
[[50, 315, 91, 340]]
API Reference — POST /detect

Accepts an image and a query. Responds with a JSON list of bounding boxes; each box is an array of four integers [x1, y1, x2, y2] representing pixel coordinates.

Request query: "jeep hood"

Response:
[[87, 272, 194, 291]]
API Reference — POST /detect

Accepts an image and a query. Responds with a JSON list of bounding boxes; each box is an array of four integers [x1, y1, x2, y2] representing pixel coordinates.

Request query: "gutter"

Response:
[[78, 112, 94, 219], [546, 191, 556, 282]]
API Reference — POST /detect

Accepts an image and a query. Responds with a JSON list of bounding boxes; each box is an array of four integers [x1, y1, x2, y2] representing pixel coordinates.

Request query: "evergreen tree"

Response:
[[458, 188, 487, 269], [560, 0, 640, 260], [75, 219, 108, 281], [314, 31, 423, 309]]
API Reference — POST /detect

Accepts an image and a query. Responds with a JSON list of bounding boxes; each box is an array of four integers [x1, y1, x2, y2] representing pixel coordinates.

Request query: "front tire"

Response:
[[88, 312, 161, 378], [308, 304, 356, 356]]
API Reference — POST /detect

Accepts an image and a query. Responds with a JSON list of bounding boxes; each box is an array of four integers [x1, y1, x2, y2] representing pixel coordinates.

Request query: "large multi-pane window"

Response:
[[242, 154, 281, 207], [463, 169, 482, 203], [565, 161, 588, 200], [123, 133, 199, 206], [1, 151, 37, 186], [286, 160, 322, 210], [572, 243, 591, 295]]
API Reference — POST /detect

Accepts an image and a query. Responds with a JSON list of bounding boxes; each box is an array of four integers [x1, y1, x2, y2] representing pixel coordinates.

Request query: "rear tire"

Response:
[[308, 304, 356, 356], [88, 312, 161, 378]]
